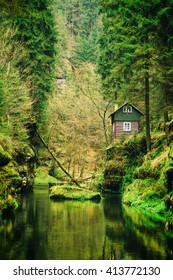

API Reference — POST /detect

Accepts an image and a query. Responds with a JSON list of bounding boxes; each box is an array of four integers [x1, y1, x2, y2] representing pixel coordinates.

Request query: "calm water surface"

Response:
[[0, 185, 173, 260]]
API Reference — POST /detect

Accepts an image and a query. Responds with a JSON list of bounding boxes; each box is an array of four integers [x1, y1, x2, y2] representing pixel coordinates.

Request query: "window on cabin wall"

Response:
[[123, 105, 132, 113], [123, 106, 127, 113], [127, 106, 132, 113], [123, 122, 131, 131]]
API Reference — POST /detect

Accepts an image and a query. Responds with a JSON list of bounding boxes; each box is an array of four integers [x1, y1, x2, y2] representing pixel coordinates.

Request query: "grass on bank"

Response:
[[121, 133, 173, 224], [123, 178, 167, 216]]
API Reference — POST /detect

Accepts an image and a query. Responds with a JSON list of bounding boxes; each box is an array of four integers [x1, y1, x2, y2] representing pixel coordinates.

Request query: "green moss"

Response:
[[0, 145, 12, 166], [95, 132, 173, 230], [0, 163, 22, 187], [34, 166, 58, 185], [0, 191, 19, 215], [2, 196, 18, 211], [99, 159, 125, 192], [0, 135, 36, 215], [133, 165, 160, 180], [123, 177, 167, 216], [49, 185, 101, 201], [123, 133, 147, 159]]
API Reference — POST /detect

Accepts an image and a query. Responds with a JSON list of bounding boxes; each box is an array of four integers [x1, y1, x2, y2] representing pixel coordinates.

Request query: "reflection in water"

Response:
[[102, 196, 173, 260], [0, 186, 173, 260]]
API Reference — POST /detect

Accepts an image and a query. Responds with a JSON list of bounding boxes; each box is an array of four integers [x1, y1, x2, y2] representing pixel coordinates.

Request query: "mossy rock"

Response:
[[49, 185, 101, 201], [0, 136, 36, 216], [101, 160, 125, 192]]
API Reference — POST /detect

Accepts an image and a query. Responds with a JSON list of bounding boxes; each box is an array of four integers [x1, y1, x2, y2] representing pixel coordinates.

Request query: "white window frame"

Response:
[[123, 122, 131, 131], [127, 106, 132, 113], [123, 106, 127, 113], [123, 105, 132, 113]]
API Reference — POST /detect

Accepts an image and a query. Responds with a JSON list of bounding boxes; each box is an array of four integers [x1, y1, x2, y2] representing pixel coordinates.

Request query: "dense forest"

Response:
[[0, 0, 173, 235], [98, 0, 173, 150]]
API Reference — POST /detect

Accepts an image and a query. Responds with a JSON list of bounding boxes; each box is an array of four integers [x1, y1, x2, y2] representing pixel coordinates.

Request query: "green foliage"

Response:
[[3, 0, 57, 126], [134, 165, 160, 180], [98, 159, 125, 192], [55, 0, 100, 63], [122, 164, 137, 189], [75, 29, 99, 63], [0, 23, 33, 142], [0, 145, 11, 166], [98, 0, 173, 136], [121, 132, 173, 227], [0, 142, 23, 214], [56, 0, 99, 37], [0, 180, 19, 212], [93, 174, 105, 189], [2, 197, 18, 211], [48, 165, 65, 180], [0, 1, 57, 214], [0, 0, 25, 16], [34, 166, 58, 185], [123, 134, 147, 160], [123, 178, 167, 215], [123, 205, 165, 230], [120, 134, 147, 187]]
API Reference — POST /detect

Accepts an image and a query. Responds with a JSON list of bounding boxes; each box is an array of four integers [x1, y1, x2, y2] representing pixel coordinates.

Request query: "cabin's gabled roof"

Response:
[[109, 102, 144, 118]]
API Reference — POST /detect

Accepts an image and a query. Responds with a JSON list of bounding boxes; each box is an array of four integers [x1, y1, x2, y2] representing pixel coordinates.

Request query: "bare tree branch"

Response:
[[36, 130, 81, 188]]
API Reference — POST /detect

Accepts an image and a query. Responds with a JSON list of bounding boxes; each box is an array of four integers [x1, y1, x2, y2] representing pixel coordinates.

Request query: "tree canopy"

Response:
[[1, 0, 57, 130], [98, 0, 173, 148]]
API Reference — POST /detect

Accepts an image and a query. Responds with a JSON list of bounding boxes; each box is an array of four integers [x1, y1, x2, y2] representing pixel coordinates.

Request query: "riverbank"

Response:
[[34, 166, 101, 201], [0, 135, 35, 216], [94, 132, 173, 230]]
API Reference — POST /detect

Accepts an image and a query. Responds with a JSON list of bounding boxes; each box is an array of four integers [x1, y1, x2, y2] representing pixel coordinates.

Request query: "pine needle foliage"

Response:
[[1, 0, 57, 127], [98, 0, 173, 146], [0, 24, 33, 142]]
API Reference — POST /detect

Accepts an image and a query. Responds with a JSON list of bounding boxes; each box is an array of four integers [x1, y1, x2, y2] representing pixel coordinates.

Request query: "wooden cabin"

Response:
[[109, 102, 144, 139]]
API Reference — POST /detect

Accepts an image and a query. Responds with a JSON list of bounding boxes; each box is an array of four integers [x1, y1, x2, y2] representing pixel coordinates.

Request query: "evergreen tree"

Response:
[[1, 0, 57, 130], [55, 0, 100, 63], [154, 0, 173, 143], [0, 23, 33, 141], [98, 0, 173, 148]]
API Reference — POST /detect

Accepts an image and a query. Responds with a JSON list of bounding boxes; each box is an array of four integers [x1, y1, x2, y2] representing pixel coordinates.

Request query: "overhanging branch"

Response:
[[36, 131, 81, 188]]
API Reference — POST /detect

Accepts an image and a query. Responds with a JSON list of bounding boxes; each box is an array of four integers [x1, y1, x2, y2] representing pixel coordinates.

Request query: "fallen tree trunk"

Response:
[[36, 131, 81, 188]]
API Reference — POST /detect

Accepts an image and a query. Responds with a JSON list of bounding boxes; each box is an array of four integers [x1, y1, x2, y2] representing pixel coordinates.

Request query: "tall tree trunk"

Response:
[[102, 110, 109, 146], [162, 84, 170, 145], [145, 68, 151, 151]]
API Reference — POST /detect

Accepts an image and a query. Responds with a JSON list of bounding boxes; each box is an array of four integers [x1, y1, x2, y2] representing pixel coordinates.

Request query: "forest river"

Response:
[[0, 185, 173, 260]]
